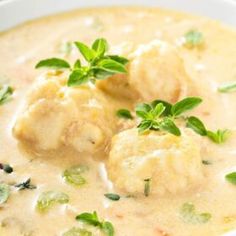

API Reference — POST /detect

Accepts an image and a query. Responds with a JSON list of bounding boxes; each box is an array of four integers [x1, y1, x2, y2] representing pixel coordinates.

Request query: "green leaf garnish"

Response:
[[35, 58, 71, 69], [218, 81, 236, 93], [63, 165, 88, 187], [144, 178, 151, 197], [159, 117, 181, 136], [76, 211, 100, 226], [36, 38, 128, 87], [73, 59, 82, 69], [225, 172, 236, 185], [76, 211, 114, 236], [134, 97, 228, 144], [75, 42, 96, 62], [63, 227, 92, 236], [136, 103, 166, 133], [107, 55, 129, 65], [68, 69, 89, 87], [98, 59, 127, 74], [0, 183, 10, 204], [0, 85, 13, 105], [15, 178, 36, 190], [136, 97, 202, 135], [186, 116, 229, 143], [171, 97, 202, 117], [202, 160, 212, 165], [36, 191, 69, 212], [104, 193, 120, 201], [206, 129, 229, 144], [151, 99, 172, 116], [186, 116, 207, 136], [0, 163, 13, 174], [184, 30, 204, 48], [116, 109, 133, 119], [101, 221, 114, 236], [92, 38, 108, 57], [180, 202, 211, 224]]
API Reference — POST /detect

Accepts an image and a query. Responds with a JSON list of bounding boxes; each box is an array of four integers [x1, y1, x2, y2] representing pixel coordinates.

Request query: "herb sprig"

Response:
[[225, 172, 236, 185], [186, 116, 229, 144], [134, 97, 228, 144], [218, 81, 236, 93], [0, 85, 13, 105], [116, 109, 133, 119], [76, 211, 114, 236], [36, 38, 128, 87], [180, 202, 211, 224], [15, 178, 36, 190], [184, 29, 204, 48], [144, 178, 151, 197], [136, 97, 201, 135]]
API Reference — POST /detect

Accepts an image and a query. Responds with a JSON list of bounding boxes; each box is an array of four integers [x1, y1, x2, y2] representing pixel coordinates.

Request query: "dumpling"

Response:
[[13, 72, 116, 153], [107, 128, 204, 195], [98, 40, 195, 103]]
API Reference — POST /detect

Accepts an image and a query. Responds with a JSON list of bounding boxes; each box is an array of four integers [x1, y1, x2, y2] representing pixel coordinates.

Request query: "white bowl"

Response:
[[0, 0, 236, 31], [0, 1, 236, 235]]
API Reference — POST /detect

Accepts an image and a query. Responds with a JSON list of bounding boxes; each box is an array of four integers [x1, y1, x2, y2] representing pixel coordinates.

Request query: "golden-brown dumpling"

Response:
[[108, 128, 204, 195], [13, 72, 116, 153], [98, 40, 194, 103]]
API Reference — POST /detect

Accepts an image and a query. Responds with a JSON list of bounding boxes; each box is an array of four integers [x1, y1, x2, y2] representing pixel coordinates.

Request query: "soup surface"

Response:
[[1, 7, 236, 236]]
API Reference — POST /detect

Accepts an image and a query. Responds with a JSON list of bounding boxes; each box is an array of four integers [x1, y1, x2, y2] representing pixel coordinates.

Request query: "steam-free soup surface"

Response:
[[1, 7, 236, 236]]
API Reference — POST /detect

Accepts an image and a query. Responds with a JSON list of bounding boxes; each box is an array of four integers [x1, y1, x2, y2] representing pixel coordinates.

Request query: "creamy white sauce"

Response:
[[0, 7, 236, 236]]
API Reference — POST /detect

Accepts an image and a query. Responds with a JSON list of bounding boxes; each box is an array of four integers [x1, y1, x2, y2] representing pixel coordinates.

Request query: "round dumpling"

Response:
[[107, 128, 204, 195], [98, 40, 195, 103], [13, 72, 116, 153]]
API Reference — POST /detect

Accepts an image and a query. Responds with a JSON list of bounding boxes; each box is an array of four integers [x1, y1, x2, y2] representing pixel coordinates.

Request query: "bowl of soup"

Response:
[[1, 0, 236, 235]]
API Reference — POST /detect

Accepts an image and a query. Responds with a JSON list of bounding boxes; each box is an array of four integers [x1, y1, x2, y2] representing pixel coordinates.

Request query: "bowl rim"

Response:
[[1, 0, 236, 32]]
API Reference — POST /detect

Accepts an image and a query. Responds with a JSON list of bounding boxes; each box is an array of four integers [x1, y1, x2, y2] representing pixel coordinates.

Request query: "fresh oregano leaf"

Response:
[[104, 193, 120, 201], [36, 38, 129, 87], [74, 42, 96, 62], [101, 221, 114, 236], [0, 85, 13, 105], [63, 165, 88, 187], [180, 202, 211, 224], [171, 97, 202, 116], [63, 227, 92, 236], [36, 191, 69, 212], [35, 58, 71, 69], [67, 69, 89, 86], [218, 81, 236, 93], [0, 183, 10, 204], [207, 129, 229, 144], [186, 116, 207, 136], [92, 38, 108, 57], [98, 59, 127, 74], [116, 109, 133, 119], [76, 211, 114, 236], [159, 118, 181, 136], [184, 30, 204, 48], [225, 172, 236, 185]]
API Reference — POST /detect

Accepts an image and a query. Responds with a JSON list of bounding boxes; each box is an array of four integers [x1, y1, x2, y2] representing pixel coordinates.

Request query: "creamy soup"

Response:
[[1, 7, 236, 236]]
